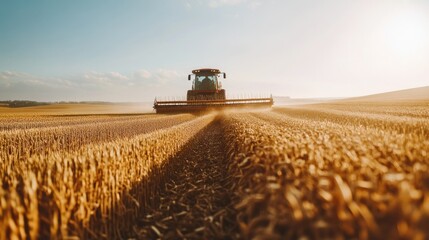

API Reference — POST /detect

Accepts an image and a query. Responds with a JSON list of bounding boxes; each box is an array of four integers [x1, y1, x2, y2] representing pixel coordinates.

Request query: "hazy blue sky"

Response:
[[1, 0, 428, 101]]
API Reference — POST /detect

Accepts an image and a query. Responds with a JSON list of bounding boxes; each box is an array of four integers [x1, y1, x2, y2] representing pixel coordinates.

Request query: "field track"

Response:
[[134, 120, 238, 239], [1, 101, 429, 239]]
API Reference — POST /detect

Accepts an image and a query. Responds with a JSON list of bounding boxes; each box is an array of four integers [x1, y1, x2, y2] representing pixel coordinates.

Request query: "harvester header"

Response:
[[154, 68, 273, 113]]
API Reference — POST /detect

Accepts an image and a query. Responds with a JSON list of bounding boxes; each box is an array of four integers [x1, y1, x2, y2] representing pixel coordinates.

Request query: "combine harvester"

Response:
[[154, 68, 273, 113]]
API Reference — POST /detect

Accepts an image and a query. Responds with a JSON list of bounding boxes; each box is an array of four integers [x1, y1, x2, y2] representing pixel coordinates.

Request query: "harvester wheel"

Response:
[[187, 91, 195, 101], [217, 89, 226, 100]]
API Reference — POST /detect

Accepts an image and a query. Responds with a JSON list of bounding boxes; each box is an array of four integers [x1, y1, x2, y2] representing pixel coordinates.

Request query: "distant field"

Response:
[[346, 86, 429, 102], [1, 88, 429, 239], [0, 102, 154, 115], [274, 86, 429, 106]]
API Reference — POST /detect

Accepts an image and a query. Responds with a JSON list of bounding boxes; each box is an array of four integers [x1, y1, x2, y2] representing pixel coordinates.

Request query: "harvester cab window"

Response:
[[195, 75, 217, 90]]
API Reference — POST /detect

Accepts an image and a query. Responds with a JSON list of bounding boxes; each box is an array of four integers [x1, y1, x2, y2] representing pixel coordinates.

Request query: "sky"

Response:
[[0, 0, 428, 102]]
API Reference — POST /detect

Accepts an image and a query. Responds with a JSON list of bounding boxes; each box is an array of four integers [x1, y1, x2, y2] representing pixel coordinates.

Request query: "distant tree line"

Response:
[[0, 100, 114, 108], [0, 100, 51, 108]]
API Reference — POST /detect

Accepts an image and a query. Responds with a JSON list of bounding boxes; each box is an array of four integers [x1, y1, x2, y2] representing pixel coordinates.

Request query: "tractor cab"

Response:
[[188, 68, 225, 91], [187, 68, 226, 100]]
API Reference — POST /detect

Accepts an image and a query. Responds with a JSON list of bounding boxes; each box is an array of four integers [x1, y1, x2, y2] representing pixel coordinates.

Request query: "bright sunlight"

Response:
[[383, 8, 428, 55]]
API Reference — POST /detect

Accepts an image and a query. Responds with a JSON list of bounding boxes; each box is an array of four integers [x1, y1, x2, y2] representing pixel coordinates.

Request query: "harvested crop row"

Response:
[[0, 114, 194, 166], [274, 106, 429, 136], [134, 119, 239, 240], [299, 102, 429, 119], [0, 114, 215, 240], [0, 114, 162, 131], [253, 111, 428, 178], [222, 111, 429, 239]]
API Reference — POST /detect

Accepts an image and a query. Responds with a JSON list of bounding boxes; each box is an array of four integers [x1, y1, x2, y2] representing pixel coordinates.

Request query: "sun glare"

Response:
[[383, 9, 428, 55]]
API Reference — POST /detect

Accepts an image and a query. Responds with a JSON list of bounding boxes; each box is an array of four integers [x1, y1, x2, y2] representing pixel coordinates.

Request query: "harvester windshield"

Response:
[[194, 75, 218, 90]]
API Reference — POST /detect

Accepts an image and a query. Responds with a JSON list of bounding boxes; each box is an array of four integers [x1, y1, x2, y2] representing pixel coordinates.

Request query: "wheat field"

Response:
[[1, 101, 428, 239]]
